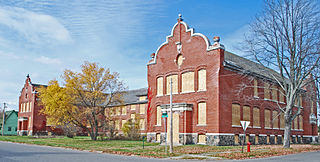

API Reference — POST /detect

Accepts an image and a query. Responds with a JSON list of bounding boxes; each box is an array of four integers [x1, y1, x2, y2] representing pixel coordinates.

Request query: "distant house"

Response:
[[17, 75, 62, 136], [0, 110, 18, 135]]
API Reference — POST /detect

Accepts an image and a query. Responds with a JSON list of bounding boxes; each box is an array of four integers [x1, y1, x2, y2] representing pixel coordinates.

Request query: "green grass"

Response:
[[1, 136, 319, 159]]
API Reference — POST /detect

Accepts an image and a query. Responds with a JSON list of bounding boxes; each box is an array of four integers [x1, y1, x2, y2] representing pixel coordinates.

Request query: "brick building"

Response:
[[146, 16, 318, 145], [107, 88, 148, 134], [17, 75, 62, 136]]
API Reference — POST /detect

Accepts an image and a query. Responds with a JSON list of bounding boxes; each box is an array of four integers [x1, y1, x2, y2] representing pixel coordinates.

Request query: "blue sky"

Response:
[[0, 0, 264, 110]]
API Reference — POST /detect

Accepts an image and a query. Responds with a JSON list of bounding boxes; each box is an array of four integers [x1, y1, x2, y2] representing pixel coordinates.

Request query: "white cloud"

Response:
[[0, 6, 72, 44], [0, 50, 21, 60], [35, 56, 62, 64]]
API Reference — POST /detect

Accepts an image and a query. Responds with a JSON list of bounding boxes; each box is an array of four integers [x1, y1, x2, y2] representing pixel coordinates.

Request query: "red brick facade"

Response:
[[146, 18, 318, 145], [17, 75, 62, 136]]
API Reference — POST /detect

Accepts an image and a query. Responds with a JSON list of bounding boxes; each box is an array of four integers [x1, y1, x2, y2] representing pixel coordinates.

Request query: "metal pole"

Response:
[[169, 78, 173, 153], [164, 117, 167, 154], [2, 103, 6, 136], [242, 130, 245, 153]]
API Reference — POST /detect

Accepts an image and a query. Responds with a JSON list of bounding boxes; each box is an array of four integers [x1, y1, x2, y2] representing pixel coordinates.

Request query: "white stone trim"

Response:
[[232, 125, 242, 128], [259, 134, 267, 136], [270, 135, 275, 137], [205, 133, 235, 136], [278, 135, 282, 137], [147, 132, 156, 135], [252, 126, 261, 129], [250, 134, 256, 136], [180, 133, 198, 135], [197, 124, 207, 126], [148, 21, 224, 65]]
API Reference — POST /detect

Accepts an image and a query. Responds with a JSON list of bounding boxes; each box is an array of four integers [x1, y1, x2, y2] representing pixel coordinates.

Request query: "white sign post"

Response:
[[240, 121, 250, 153]]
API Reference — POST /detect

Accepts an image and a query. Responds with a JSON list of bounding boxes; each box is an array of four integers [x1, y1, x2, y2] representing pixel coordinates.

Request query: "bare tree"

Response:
[[245, 0, 320, 148]]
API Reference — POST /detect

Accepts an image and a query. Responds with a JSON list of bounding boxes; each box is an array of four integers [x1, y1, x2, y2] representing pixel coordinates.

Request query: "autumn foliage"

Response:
[[39, 62, 125, 140]]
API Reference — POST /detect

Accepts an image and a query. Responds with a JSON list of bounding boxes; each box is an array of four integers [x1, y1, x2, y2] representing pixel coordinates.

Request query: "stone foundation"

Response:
[[148, 133, 318, 145], [206, 134, 234, 146]]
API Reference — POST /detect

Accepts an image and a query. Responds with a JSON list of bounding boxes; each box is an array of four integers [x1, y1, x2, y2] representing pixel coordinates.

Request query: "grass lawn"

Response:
[[0, 136, 319, 159]]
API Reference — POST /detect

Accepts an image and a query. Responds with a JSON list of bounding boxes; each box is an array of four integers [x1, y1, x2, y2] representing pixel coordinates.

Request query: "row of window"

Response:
[[254, 79, 303, 107], [108, 104, 146, 116], [113, 118, 145, 130], [156, 102, 207, 126], [232, 104, 303, 130], [20, 102, 32, 113], [157, 69, 206, 96]]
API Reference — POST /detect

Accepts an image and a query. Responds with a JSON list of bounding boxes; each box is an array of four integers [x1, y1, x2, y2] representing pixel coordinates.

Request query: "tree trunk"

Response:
[[283, 119, 292, 148]]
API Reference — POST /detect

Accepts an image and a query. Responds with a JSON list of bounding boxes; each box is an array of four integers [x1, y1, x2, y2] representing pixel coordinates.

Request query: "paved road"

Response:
[[1, 141, 319, 162]]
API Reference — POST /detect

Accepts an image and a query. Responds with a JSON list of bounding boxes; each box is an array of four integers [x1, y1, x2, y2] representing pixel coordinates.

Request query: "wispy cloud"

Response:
[[223, 25, 250, 56], [0, 50, 21, 60], [35, 56, 62, 64], [0, 6, 72, 44]]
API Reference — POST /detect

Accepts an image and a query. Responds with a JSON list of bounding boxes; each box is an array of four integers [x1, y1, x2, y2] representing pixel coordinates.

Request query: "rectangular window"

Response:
[[131, 114, 136, 120], [166, 74, 178, 95], [139, 104, 145, 114], [29, 102, 31, 112], [139, 96, 147, 101], [271, 85, 278, 101], [198, 134, 206, 144], [264, 82, 270, 99], [26, 102, 29, 112], [198, 102, 206, 125], [156, 106, 161, 126], [253, 107, 260, 127], [131, 105, 136, 110], [156, 133, 161, 142], [264, 109, 271, 128], [198, 69, 206, 91], [299, 95, 303, 107], [294, 116, 298, 130], [181, 72, 194, 93], [232, 104, 240, 126], [116, 107, 120, 115], [122, 120, 126, 128], [280, 113, 285, 129], [279, 88, 285, 103], [140, 119, 145, 130], [243, 106, 251, 122], [272, 111, 279, 129], [115, 120, 120, 130], [157, 77, 163, 96], [299, 115, 303, 130], [110, 108, 114, 116], [254, 79, 258, 97], [8, 127, 11, 131], [122, 106, 126, 115]]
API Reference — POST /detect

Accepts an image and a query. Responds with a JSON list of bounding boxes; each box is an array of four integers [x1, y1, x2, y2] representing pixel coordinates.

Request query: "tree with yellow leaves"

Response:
[[39, 62, 125, 140]]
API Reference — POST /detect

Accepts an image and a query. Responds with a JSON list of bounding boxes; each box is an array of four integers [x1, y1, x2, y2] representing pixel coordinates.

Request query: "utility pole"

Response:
[[2, 103, 6, 136], [169, 78, 173, 153]]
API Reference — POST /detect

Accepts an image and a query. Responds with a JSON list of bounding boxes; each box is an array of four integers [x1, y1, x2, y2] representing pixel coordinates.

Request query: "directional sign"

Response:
[[240, 121, 250, 131]]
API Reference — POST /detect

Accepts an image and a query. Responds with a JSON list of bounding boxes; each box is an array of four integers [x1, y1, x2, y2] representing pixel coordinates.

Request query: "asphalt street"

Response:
[[0, 141, 319, 162]]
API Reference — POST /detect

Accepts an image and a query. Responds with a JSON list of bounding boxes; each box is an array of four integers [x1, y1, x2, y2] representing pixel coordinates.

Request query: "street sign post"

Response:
[[240, 121, 250, 153], [162, 111, 168, 154]]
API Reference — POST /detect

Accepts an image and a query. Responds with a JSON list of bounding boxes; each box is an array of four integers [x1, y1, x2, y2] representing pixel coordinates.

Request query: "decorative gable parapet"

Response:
[[147, 15, 225, 66]]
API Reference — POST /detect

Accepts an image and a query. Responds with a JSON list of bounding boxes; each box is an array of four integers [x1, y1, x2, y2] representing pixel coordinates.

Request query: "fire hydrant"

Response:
[[247, 142, 251, 152]]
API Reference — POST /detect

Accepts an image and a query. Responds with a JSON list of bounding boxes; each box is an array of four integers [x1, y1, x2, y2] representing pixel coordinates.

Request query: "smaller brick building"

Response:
[[107, 88, 148, 135], [17, 75, 62, 136]]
